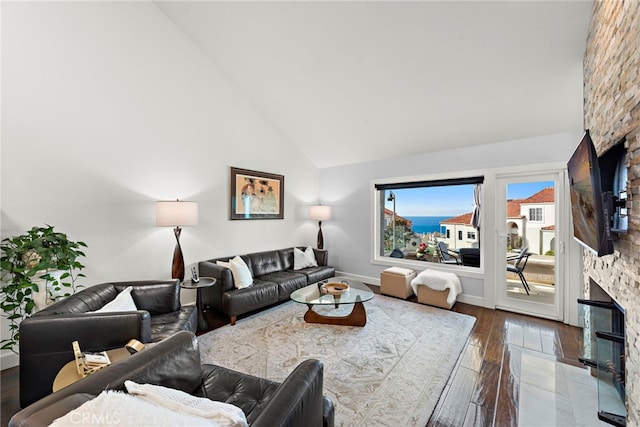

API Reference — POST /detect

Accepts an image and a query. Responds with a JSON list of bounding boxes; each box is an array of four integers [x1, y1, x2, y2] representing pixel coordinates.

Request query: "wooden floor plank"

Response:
[[430, 366, 478, 427], [523, 326, 543, 352], [463, 402, 494, 427]]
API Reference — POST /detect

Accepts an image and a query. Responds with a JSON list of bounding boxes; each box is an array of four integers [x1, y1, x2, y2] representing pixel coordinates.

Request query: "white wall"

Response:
[[319, 132, 585, 313], [0, 2, 320, 367]]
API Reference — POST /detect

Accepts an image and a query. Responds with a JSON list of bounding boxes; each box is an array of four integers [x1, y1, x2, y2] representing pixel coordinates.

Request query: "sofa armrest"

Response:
[[251, 359, 325, 427], [9, 393, 96, 427], [19, 311, 151, 408], [198, 261, 234, 312], [313, 249, 329, 266]]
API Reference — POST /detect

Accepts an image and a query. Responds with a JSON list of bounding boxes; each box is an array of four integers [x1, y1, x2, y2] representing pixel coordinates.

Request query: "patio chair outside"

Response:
[[436, 241, 460, 265], [507, 247, 532, 295]]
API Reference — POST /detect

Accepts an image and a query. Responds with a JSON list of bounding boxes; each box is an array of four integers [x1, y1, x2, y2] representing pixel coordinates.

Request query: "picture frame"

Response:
[[230, 167, 284, 220]]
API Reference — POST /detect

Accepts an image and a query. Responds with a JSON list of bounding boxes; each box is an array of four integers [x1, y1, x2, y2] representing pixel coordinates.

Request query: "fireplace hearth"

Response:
[[578, 279, 626, 426]]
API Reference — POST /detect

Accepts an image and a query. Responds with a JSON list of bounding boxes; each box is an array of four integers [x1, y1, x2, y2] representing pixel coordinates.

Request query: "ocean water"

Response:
[[405, 216, 450, 234]]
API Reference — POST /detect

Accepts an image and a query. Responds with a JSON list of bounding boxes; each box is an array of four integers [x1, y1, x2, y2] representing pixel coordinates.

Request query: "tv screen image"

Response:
[[567, 131, 613, 256]]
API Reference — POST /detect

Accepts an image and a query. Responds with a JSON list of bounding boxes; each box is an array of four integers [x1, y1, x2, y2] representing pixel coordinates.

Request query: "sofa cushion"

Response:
[[247, 251, 283, 277], [150, 307, 197, 342], [199, 364, 280, 424], [256, 271, 308, 300], [221, 281, 279, 317], [299, 266, 337, 285], [120, 281, 181, 314]]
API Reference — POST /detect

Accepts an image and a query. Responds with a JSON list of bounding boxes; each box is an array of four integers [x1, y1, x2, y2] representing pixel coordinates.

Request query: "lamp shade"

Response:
[[309, 205, 331, 221], [156, 201, 199, 227]]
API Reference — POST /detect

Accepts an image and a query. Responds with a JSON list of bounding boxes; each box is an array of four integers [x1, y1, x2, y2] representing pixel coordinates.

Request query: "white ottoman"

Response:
[[380, 267, 416, 299]]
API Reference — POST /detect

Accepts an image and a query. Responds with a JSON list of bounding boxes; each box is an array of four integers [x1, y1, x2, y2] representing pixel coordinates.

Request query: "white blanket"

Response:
[[49, 382, 248, 427], [410, 269, 462, 305]]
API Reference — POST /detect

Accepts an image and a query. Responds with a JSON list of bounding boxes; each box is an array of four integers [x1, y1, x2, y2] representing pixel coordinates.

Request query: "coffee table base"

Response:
[[304, 301, 367, 327]]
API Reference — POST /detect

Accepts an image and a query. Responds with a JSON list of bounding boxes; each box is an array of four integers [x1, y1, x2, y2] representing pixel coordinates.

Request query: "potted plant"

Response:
[[416, 243, 428, 260], [0, 225, 87, 353]]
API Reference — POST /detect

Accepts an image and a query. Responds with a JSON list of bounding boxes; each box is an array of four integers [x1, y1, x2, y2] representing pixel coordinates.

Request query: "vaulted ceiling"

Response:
[[157, 1, 593, 168]]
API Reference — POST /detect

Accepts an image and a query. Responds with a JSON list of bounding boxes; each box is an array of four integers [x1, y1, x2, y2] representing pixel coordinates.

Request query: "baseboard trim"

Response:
[[1, 351, 19, 370], [335, 271, 380, 286]]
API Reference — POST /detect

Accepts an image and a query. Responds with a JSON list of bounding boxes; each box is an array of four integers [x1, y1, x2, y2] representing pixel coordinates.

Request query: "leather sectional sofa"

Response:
[[10, 331, 335, 427], [18, 280, 197, 408], [199, 247, 336, 325]]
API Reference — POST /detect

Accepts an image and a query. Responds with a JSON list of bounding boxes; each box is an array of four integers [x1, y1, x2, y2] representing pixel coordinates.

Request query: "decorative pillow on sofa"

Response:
[[294, 246, 318, 270], [218, 257, 253, 289], [93, 286, 138, 313]]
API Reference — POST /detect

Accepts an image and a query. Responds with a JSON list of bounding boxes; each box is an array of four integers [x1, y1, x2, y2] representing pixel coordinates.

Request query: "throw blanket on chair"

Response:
[[50, 381, 248, 427], [411, 269, 462, 305]]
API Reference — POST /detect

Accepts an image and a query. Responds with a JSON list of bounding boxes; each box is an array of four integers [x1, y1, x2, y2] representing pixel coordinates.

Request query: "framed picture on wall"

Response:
[[230, 167, 284, 220]]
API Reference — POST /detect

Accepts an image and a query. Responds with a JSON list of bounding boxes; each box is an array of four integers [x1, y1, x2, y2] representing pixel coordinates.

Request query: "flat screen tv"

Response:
[[567, 130, 614, 256]]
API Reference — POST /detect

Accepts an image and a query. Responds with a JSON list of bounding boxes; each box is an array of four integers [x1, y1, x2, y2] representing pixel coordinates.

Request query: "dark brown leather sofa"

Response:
[[10, 331, 335, 427], [18, 280, 197, 408], [199, 247, 335, 324]]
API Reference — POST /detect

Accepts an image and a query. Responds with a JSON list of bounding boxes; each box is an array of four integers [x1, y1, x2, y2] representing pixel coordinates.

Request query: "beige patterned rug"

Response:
[[198, 295, 476, 427]]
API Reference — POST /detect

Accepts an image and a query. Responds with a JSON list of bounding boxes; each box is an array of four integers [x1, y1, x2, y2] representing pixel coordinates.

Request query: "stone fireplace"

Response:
[[583, 1, 640, 425]]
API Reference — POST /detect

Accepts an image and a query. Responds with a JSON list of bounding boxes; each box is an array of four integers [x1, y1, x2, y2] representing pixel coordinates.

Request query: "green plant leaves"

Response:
[[0, 225, 87, 353]]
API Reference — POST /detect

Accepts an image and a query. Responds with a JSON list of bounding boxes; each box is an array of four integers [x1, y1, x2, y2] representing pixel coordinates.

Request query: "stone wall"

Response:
[[583, 1, 640, 425]]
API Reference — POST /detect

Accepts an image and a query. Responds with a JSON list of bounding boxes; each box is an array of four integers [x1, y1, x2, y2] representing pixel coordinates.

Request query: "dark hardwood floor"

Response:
[[0, 288, 583, 426]]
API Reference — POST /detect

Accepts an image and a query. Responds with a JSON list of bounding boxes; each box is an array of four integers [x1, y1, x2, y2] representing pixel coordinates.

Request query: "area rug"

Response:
[[197, 295, 476, 427]]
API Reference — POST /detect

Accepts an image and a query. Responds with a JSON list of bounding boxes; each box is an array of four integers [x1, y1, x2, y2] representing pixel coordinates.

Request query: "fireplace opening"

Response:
[[578, 279, 626, 426]]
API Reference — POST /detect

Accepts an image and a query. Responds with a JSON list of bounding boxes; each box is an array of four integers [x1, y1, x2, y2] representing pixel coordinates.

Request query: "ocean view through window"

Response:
[[375, 177, 484, 267]]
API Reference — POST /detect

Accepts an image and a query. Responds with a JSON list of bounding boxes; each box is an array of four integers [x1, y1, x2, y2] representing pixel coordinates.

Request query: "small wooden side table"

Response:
[[53, 347, 131, 392], [180, 277, 216, 332]]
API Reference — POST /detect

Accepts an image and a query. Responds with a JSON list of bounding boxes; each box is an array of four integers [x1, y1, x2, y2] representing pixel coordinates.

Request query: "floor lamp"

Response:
[[309, 205, 331, 249], [156, 200, 198, 281]]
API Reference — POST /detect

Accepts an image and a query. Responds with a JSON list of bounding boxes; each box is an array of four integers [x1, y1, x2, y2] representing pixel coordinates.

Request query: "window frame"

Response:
[[372, 172, 484, 271], [529, 207, 543, 222]]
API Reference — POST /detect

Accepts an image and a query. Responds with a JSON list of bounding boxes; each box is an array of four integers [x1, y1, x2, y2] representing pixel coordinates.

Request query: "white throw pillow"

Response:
[[294, 246, 318, 270], [304, 246, 318, 268], [216, 260, 231, 269], [125, 381, 248, 426], [93, 286, 137, 313], [229, 256, 253, 289]]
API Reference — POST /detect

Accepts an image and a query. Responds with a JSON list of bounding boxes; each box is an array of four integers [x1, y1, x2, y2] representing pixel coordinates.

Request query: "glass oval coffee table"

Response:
[[290, 277, 374, 327]]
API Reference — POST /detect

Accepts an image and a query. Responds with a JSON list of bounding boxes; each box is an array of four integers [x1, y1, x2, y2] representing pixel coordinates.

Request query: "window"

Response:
[[529, 208, 543, 221], [374, 176, 483, 267]]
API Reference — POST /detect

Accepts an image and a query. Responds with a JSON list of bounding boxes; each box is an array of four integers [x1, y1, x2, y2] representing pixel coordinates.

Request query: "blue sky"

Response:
[[385, 181, 553, 217]]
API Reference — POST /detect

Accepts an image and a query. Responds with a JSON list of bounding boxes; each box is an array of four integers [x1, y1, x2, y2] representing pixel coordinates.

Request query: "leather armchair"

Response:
[[10, 331, 334, 427], [18, 280, 197, 408]]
